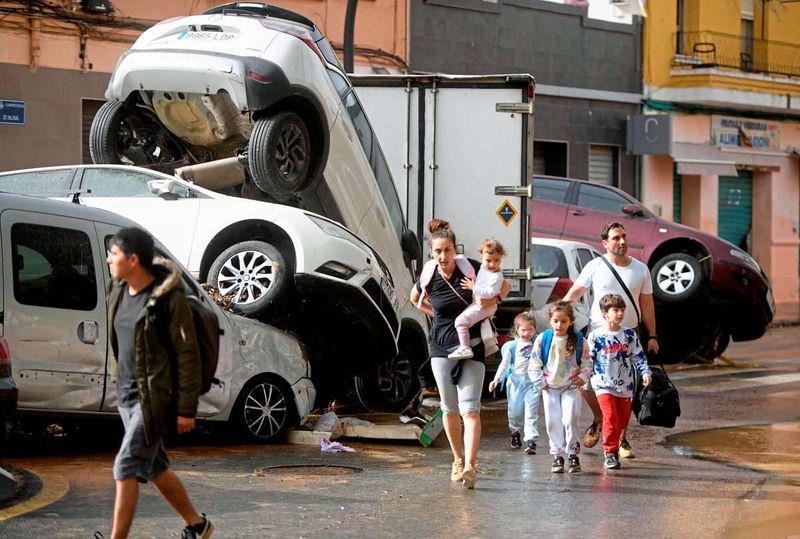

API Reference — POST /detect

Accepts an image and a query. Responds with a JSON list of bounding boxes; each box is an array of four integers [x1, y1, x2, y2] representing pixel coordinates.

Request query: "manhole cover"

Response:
[[263, 465, 363, 476]]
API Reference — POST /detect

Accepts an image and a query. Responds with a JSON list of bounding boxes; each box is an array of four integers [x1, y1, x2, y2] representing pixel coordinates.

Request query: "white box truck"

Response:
[[351, 73, 535, 324]]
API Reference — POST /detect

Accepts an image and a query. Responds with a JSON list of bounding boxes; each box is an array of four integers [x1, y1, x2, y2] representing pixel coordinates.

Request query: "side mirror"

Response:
[[401, 229, 422, 261], [622, 204, 644, 217], [147, 179, 178, 200]]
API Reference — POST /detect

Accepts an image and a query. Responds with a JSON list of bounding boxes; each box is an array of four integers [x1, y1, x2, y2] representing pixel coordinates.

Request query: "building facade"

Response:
[[637, 0, 800, 318]]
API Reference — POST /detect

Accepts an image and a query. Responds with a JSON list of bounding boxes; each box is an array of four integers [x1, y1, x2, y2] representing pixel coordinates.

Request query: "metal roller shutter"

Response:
[[589, 144, 615, 186], [718, 170, 752, 250]]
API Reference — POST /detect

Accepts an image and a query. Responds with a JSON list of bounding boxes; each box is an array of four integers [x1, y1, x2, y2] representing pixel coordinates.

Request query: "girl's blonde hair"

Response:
[[548, 301, 578, 356], [479, 238, 506, 257]]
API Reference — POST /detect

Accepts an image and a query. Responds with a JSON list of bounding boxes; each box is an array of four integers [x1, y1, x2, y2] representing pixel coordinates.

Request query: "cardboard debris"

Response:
[[288, 408, 444, 447]]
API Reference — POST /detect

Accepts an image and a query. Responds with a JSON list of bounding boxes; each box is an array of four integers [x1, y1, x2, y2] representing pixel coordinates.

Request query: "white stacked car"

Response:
[[0, 164, 415, 411], [88, 1, 430, 411]]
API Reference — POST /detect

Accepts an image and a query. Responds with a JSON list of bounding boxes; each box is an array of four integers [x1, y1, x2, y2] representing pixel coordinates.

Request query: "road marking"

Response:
[[0, 467, 69, 521], [685, 372, 800, 393]]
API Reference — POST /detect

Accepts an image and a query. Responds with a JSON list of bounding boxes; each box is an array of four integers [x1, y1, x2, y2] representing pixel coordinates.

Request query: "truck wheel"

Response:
[[354, 342, 420, 412], [208, 240, 290, 317], [89, 99, 183, 170], [248, 111, 312, 195], [652, 253, 705, 303], [233, 376, 295, 442]]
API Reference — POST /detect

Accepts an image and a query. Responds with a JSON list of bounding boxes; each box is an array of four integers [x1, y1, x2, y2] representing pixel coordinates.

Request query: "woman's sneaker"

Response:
[[524, 440, 536, 455], [550, 455, 565, 473], [603, 452, 621, 470], [567, 454, 581, 473], [510, 430, 522, 449], [619, 439, 636, 458], [448, 345, 474, 360], [450, 458, 464, 482], [461, 464, 477, 489]]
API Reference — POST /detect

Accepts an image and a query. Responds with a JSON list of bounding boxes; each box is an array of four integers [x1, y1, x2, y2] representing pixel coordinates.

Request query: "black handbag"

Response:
[[632, 365, 681, 428]]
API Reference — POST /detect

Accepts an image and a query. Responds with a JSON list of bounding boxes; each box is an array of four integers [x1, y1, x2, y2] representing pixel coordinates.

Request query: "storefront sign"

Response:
[[711, 115, 780, 150]]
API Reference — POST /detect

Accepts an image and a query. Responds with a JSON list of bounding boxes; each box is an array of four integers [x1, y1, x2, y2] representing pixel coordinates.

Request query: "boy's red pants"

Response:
[[597, 393, 632, 455]]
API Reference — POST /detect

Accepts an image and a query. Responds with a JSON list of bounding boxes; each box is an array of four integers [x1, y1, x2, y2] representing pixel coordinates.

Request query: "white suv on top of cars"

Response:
[[0, 164, 417, 410], [91, 2, 430, 411]]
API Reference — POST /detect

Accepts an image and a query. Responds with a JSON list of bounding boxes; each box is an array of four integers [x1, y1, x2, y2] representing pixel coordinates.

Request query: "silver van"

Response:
[[0, 193, 314, 441]]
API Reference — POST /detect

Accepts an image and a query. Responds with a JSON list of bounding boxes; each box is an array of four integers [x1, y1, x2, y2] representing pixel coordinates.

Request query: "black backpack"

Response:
[[156, 294, 221, 395], [633, 366, 681, 428]]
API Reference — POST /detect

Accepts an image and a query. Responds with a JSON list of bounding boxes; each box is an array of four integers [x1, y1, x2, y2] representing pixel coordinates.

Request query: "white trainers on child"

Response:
[[448, 346, 474, 360]]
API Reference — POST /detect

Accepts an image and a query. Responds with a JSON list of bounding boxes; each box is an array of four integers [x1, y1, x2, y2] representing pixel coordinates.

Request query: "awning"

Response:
[[718, 147, 789, 169], [671, 143, 738, 176]]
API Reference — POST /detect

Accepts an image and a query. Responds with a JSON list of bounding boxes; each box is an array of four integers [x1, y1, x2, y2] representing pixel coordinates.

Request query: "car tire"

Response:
[[208, 240, 290, 317], [89, 99, 183, 170], [248, 111, 312, 195], [233, 376, 295, 442], [354, 342, 420, 413], [652, 253, 705, 303], [89, 100, 128, 165]]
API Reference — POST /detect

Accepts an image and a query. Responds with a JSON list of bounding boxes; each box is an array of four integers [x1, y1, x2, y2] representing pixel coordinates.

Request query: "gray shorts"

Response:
[[113, 402, 170, 482], [431, 357, 485, 415]]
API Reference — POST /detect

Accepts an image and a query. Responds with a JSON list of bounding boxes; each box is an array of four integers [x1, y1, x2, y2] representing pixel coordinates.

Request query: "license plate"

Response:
[[767, 288, 776, 314], [380, 275, 400, 314]]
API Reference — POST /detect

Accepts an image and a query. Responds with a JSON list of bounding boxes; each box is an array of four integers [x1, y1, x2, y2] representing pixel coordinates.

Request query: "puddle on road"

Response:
[[665, 422, 800, 538]]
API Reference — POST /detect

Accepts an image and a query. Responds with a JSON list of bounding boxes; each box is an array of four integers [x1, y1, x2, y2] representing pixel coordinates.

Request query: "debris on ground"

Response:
[[320, 437, 356, 453]]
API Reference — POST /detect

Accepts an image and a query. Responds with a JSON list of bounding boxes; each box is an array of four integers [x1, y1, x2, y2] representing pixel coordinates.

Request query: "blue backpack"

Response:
[[539, 328, 583, 367]]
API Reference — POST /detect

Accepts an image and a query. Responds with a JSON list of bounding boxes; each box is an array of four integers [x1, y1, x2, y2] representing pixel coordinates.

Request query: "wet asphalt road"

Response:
[[0, 326, 799, 538]]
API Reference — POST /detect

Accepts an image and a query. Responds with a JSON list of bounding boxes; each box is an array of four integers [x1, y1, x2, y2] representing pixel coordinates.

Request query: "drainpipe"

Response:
[[29, 18, 41, 73], [343, 0, 358, 73]]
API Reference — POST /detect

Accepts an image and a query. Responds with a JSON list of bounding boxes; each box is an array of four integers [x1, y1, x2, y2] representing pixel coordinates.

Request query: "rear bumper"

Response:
[[107, 50, 292, 113]]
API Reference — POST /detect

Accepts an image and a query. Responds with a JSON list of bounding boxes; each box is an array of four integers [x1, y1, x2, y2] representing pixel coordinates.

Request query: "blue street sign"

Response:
[[0, 100, 25, 126]]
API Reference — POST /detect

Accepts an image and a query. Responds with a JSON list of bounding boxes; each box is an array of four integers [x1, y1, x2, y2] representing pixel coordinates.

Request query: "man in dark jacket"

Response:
[[106, 227, 214, 539]]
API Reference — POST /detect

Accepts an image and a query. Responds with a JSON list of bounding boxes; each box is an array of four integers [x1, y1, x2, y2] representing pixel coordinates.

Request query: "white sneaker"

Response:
[[448, 346, 474, 360]]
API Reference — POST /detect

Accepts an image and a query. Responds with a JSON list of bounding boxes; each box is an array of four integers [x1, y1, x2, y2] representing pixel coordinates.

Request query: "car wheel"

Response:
[[248, 111, 312, 195], [652, 253, 705, 303], [233, 377, 294, 442], [354, 343, 420, 412], [208, 240, 290, 317], [89, 99, 184, 170]]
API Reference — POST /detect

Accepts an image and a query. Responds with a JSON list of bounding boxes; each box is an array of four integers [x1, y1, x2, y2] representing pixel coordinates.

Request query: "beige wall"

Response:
[[681, 174, 719, 236], [642, 154, 674, 219], [0, 0, 407, 74]]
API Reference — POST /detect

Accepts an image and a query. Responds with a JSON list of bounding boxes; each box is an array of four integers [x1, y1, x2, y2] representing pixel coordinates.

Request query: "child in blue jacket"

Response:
[[488, 312, 540, 454]]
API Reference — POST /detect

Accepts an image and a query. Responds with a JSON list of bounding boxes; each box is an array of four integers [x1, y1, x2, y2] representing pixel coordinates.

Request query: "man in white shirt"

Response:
[[563, 222, 659, 458]]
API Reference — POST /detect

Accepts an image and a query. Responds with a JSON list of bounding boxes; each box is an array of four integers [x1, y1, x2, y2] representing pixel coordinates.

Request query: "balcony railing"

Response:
[[672, 30, 800, 78]]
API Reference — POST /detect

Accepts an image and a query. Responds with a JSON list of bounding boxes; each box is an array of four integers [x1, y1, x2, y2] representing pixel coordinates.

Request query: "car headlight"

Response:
[[729, 249, 761, 273], [316, 261, 357, 280]]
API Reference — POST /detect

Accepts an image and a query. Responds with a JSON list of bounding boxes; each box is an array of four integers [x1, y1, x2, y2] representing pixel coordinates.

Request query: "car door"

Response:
[[573, 246, 599, 326], [1, 210, 108, 412], [564, 182, 656, 260], [531, 177, 572, 239], [76, 168, 201, 266]]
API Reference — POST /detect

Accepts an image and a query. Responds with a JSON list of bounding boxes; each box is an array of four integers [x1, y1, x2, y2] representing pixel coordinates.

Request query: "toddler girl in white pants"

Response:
[[448, 239, 505, 360]]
